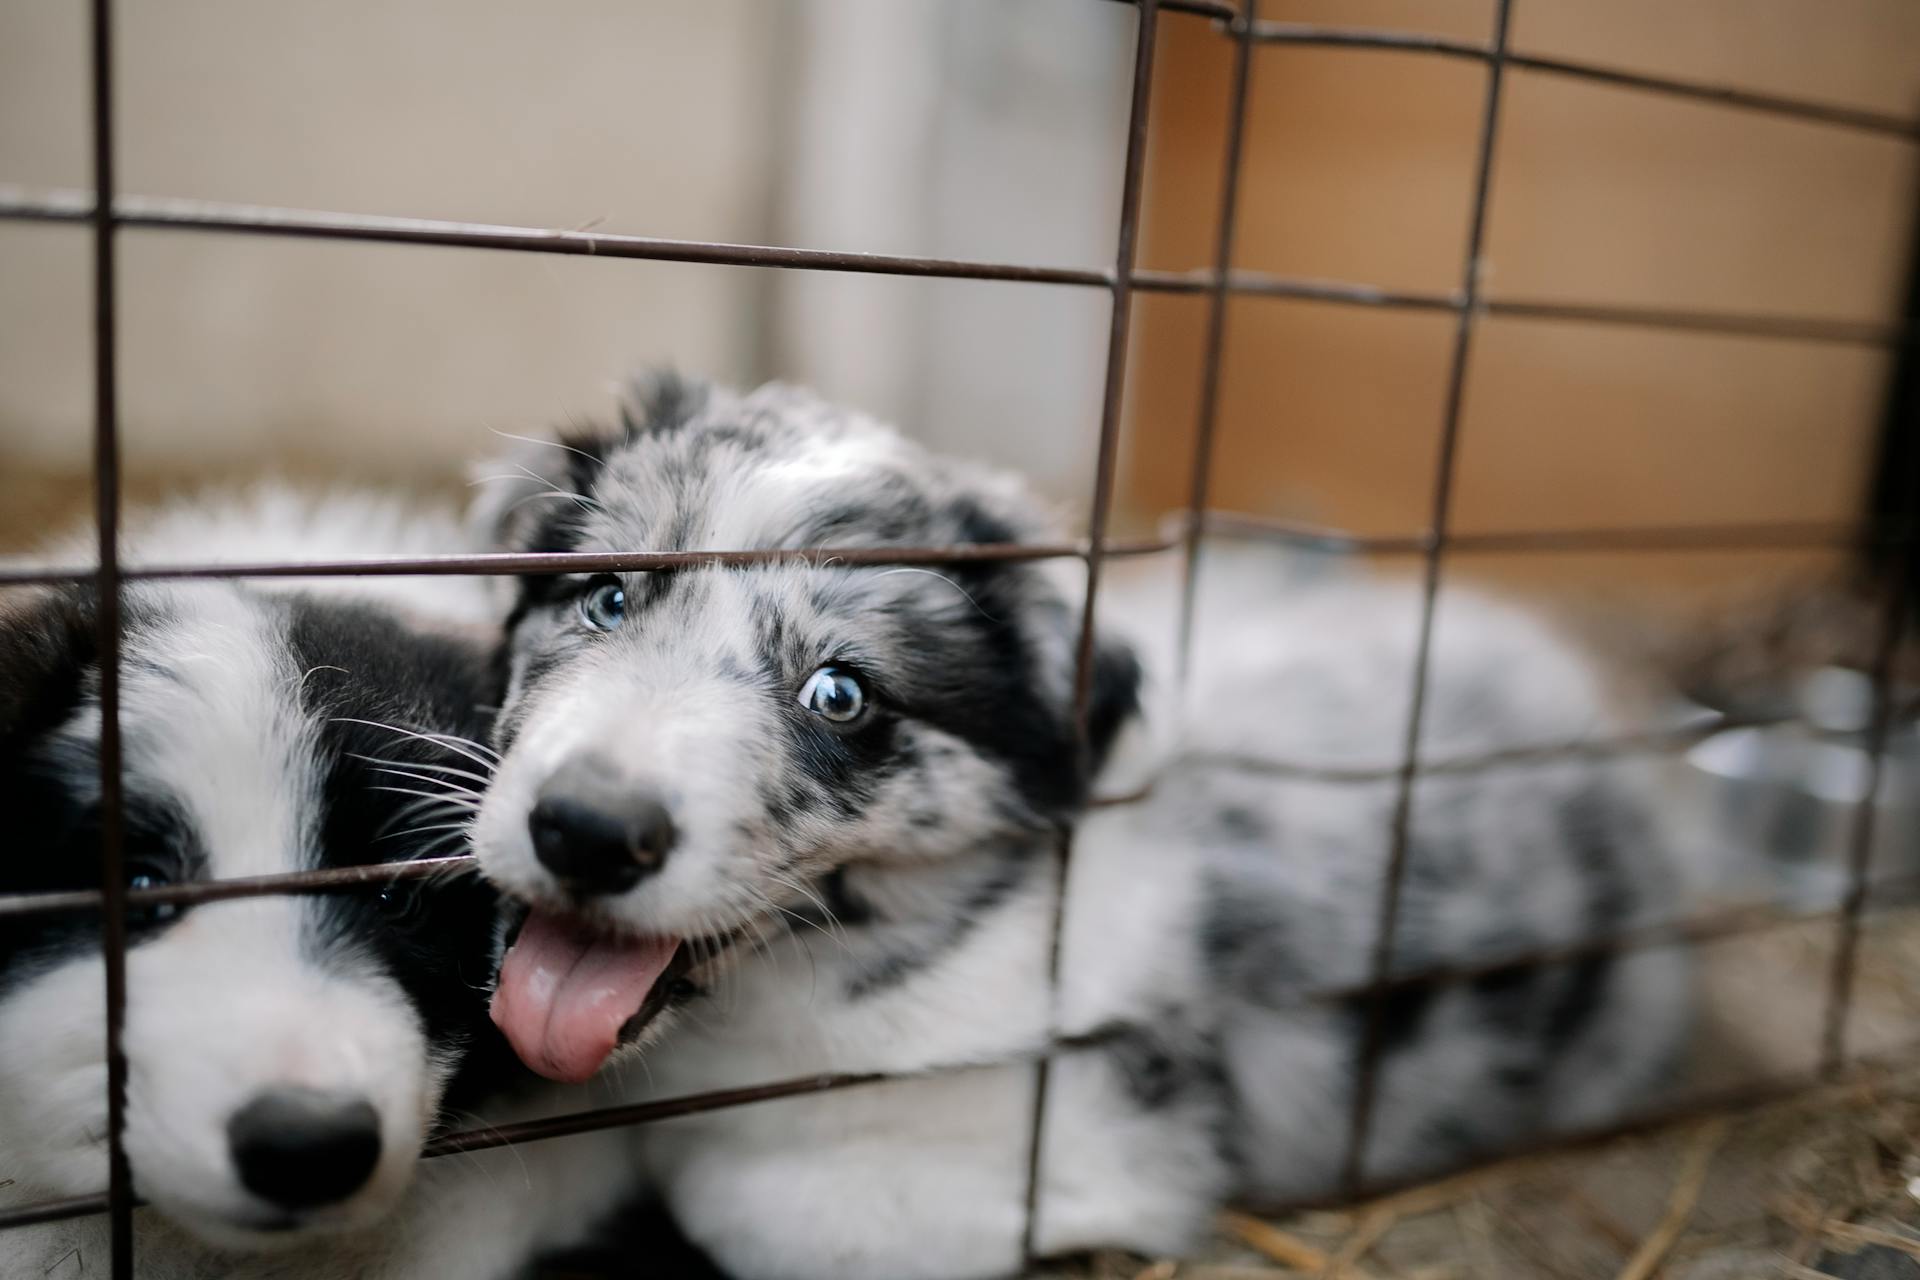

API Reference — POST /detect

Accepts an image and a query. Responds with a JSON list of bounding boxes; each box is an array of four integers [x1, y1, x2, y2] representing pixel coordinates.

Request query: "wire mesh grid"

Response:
[[0, 0, 1916, 1273]]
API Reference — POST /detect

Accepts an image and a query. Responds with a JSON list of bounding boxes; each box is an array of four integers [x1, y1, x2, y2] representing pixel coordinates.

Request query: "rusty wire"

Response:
[[4, 0, 1919, 1270], [0, 703, 1881, 924], [84, 0, 135, 1270], [1019, 0, 1164, 1258], [1821, 556, 1915, 1076], [2, 189, 1912, 351], [1174, 3, 1258, 692], [8, 887, 1916, 1237], [1341, 0, 1517, 1191], [0, 535, 1178, 589]]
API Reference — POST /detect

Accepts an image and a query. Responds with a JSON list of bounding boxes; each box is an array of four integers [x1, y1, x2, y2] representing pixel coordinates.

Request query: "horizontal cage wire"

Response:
[[0, 536, 1174, 588], [0, 513, 1911, 592], [5, 0, 1917, 1275], [0, 188, 1912, 348], [10, 1028, 1920, 1236], [4, 514, 1917, 590]]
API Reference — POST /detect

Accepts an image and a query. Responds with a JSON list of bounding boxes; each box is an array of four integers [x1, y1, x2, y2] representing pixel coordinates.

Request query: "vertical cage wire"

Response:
[[1173, 1, 1257, 692], [1019, 0, 1163, 1263], [86, 0, 135, 1274], [1820, 586, 1910, 1074], [1342, 0, 1515, 1192], [1824, 194, 1920, 1072], [1820, 367, 1918, 1074]]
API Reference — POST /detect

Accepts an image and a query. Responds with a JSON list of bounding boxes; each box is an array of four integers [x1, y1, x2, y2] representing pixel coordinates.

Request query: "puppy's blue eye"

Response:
[[128, 871, 179, 925], [798, 666, 867, 724], [579, 576, 627, 631]]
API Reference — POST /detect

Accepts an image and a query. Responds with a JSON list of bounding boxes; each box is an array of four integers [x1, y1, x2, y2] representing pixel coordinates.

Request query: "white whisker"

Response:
[[380, 793, 475, 830], [507, 461, 606, 517], [376, 820, 476, 845], [369, 786, 482, 809], [489, 428, 608, 469], [366, 766, 485, 799], [348, 754, 495, 788], [874, 566, 998, 622], [334, 717, 501, 770]]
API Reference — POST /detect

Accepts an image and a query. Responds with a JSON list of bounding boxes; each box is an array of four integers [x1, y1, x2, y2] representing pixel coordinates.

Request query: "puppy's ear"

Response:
[[941, 478, 1143, 792], [617, 368, 710, 437], [1082, 633, 1143, 778], [465, 431, 608, 553], [0, 586, 95, 758], [468, 369, 713, 553]]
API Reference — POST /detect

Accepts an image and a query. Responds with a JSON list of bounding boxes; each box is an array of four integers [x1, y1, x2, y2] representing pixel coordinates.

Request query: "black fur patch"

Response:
[[841, 850, 1035, 999], [785, 867, 875, 931], [1559, 786, 1641, 933], [281, 597, 521, 1106], [1448, 786, 1642, 1074], [620, 369, 710, 438], [0, 757, 206, 985], [0, 586, 99, 747], [1534, 787, 1640, 1055], [1200, 873, 1310, 1007], [1106, 1021, 1228, 1114], [888, 587, 1090, 824], [1084, 638, 1143, 776], [946, 496, 1019, 547], [0, 588, 205, 987], [1347, 981, 1438, 1058]]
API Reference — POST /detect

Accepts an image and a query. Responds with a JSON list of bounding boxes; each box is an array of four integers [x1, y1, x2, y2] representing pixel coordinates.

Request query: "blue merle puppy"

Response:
[[467, 374, 1693, 1280]]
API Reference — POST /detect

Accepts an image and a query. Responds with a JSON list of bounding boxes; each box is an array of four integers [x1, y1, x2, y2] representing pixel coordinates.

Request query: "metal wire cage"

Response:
[[0, 1, 1916, 1276]]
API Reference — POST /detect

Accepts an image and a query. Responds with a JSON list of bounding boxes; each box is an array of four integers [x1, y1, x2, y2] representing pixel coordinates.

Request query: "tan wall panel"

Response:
[[1121, 3, 1916, 586]]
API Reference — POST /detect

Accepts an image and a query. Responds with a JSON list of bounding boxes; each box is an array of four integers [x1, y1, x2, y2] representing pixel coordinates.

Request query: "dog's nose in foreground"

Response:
[[528, 759, 677, 897], [227, 1086, 383, 1210]]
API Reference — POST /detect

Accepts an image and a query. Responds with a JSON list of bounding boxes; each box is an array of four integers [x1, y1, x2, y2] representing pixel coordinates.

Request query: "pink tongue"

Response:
[[491, 910, 680, 1083]]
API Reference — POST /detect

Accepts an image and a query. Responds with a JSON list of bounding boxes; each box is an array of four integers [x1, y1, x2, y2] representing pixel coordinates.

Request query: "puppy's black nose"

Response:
[[228, 1087, 382, 1210], [529, 764, 676, 897]]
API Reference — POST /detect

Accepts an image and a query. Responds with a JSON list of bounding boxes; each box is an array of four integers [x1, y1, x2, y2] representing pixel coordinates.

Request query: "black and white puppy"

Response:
[[0, 493, 544, 1273], [468, 376, 1693, 1280]]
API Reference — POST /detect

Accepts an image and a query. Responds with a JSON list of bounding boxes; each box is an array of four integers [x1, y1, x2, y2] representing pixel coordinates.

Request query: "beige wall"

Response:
[[0, 0, 780, 505], [0, 0, 1139, 542]]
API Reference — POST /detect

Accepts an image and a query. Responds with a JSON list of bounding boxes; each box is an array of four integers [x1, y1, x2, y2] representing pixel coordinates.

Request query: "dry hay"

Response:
[[1036, 1063, 1920, 1280]]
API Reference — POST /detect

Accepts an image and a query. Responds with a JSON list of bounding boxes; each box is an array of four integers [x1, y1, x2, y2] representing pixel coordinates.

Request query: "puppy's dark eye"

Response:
[[378, 884, 425, 926], [798, 666, 867, 724], [127, 868, 180, 927], [579, 576, 627, 631]]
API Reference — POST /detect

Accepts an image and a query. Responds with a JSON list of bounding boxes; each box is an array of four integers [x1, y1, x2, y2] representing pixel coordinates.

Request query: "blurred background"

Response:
[[6, 0, 1917, 758], [4, 0, 1912, 554], [5, 2, 1920, 1273]]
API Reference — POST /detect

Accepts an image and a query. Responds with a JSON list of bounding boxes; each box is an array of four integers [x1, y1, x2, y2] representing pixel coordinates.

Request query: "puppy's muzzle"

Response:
[[528, 755, 677, 898]]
